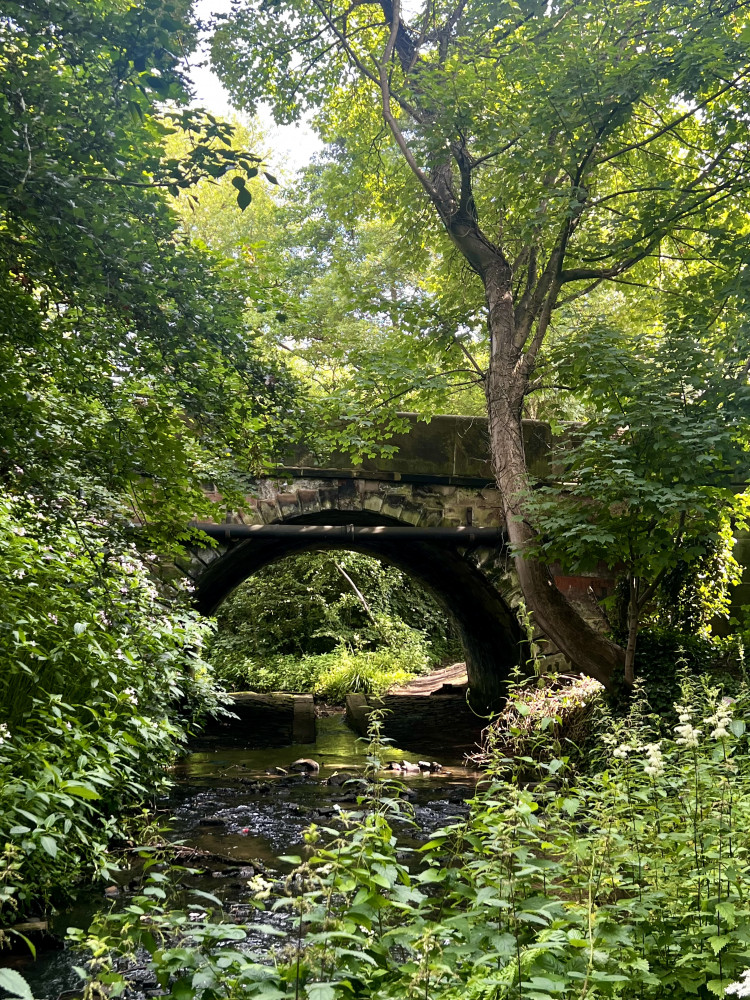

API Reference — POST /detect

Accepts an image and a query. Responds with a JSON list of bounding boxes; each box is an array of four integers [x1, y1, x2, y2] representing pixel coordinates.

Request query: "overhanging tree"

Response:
[[1, 0, 299, 545], [213, 0, 750, 686]]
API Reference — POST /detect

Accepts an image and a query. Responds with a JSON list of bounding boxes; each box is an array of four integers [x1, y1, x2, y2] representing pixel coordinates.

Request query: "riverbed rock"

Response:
[[238, 778, 272, 792], [400, 760, 420, 773], [289, 758, 320, 773], [312, 805, 338, 819], [266, 766, 288, 775], [326, 770, 358, 786], [418, 761, 432, 771], [198, 817, 226, 828], [124, 967, 158, 989]]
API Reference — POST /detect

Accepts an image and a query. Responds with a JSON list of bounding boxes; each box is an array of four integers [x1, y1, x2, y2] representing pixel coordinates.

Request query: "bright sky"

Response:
[[190, 0, 322, 175]]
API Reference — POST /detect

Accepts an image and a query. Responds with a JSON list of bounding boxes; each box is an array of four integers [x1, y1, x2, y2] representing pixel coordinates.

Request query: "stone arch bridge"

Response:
[[179, 414, 614, 706]]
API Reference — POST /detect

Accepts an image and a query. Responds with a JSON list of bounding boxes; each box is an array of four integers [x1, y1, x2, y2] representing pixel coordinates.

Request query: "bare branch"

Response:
[[596, 71, 750, 166], [376, 0, 440, 202]]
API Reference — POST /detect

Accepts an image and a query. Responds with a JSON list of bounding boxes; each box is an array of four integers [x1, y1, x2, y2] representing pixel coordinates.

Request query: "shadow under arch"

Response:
[[194, 510, 521, 708]]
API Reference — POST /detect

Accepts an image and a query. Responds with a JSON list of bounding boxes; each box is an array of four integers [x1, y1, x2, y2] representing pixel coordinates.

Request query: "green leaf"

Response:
[[39, 835, 58, 858], [190, 889, 223, 907], [247, 923, 288, 938], [415, 868, 446, 883], [706, 980, 728, 997], [716, 902, 737, 927], [171, 977, 196, 1000], [708, 934, 731, 955], [237, 186, 252, 211], [192, 967, 217, 989], [62, 782, 101, 800], [306, 985, 337, 1000], [0, 969, 35, 1000]]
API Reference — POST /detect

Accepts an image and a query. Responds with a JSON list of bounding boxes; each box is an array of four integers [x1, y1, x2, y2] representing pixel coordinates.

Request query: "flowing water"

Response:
[[9, 712, 481, 1000]]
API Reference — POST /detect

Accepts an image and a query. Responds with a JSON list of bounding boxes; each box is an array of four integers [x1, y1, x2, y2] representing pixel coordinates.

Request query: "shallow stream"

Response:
[[11, 712, 481, 1000]]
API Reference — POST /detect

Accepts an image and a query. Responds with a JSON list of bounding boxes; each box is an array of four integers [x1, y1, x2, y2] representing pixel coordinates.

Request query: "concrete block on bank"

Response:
[[345, 693, 372, 736], [292, 694, 316, 744]]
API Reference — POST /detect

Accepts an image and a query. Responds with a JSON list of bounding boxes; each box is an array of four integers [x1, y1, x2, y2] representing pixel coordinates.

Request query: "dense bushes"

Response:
[[0, 500, 225, 924], [213, 614, 432, 701], [630, 628, 721, 714], [208, 551, 460, 698]]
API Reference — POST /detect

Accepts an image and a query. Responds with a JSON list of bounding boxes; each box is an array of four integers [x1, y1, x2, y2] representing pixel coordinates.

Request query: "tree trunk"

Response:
[[484, 271, 626, 690], [624, 576, 639, 687], [371, 28, 628, 687]]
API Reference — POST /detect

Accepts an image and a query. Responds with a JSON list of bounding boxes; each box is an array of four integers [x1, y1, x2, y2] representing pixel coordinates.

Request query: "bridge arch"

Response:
[[188, 504, 521, 708]]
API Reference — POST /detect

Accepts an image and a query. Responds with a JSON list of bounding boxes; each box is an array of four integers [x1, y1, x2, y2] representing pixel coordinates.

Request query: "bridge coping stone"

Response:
[[275, 414, 551, 485]]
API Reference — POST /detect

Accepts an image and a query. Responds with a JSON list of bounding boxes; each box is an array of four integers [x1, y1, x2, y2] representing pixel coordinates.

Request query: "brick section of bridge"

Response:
[[198, 476, 617, 607]]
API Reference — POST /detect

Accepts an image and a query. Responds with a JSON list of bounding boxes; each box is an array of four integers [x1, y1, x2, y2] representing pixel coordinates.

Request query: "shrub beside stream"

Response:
[[0, 500, 226, 929]]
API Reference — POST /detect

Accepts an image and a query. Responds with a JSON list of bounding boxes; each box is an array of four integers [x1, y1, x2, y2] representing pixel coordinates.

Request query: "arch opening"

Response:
[[194, 509, 521, 707]]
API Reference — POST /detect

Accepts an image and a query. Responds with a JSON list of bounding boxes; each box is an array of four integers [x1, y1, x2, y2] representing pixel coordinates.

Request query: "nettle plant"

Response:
[[67, 681, 750, 1000]]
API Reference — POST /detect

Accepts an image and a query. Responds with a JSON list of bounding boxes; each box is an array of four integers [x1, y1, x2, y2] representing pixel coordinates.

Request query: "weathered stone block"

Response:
[[296, 489, 318, 504], [258, 500, 279, 523], [382, 503, 404, 519], [400, 508, 421, 525]]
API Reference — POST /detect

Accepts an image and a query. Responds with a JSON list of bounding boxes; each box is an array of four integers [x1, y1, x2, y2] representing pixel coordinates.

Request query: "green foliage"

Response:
[[0, 0, 301, 925], [220, 628, 431, 702], [208, 550, 460, 698], [526, 324, 749, 576], [0, 498, 227, 924], [620, 630, 725, 719], [1, 0, 300, 546], [72, 672, 750, 1000], [212, 0, 750, 373], [522, 322, 750, 670]]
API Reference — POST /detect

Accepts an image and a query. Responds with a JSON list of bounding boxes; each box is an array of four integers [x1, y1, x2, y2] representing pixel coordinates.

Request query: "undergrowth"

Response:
[[0, 499, 227, 929], [214, 614, 433, 702], [58, 666, 750, 1000]]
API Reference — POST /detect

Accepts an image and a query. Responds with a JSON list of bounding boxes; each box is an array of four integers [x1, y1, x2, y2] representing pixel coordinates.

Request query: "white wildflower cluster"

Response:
[[705, 698, 734, 740], [612, 744, 633, 759], [674, 705, 702, 748], [123, 687, 139, 706], [0, 723, 10, 747], [726, 969, 750, 997], [643, 742, 665, 778]]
